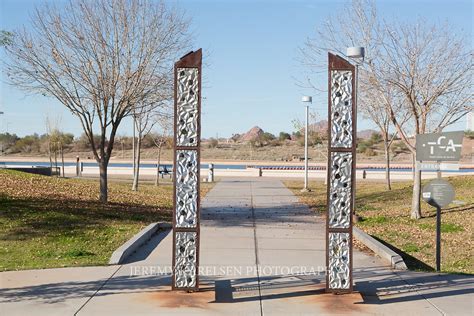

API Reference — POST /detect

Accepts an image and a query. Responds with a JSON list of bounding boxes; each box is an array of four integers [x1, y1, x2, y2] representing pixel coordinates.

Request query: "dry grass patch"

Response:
[[0, 169, 214, 271], [284, 176, 474, 274]]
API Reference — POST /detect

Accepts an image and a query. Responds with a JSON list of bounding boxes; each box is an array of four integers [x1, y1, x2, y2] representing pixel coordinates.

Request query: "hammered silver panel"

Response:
[[328, 232, 350, 289], [175, 150, 198, 228], [177, 68, 199, 146], [174, 231, 197, 288], [331, 70, 353, 148], [329, 152, 352, 228]]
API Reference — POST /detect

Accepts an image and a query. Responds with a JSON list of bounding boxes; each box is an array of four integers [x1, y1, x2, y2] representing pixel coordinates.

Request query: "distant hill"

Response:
[[239, 126, 264, 142], [306, 120, 378, 139], [357, 129, 378, 139], [228, 124, 378, 143], [309, 120, 328, 134]]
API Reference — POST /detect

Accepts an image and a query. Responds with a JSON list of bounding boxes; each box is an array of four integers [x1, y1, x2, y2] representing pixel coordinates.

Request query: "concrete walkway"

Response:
[[1, 178, 473, 315]]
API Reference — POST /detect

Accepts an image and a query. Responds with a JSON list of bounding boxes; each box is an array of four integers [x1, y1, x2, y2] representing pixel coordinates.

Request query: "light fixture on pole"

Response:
[[346, 47, 365, 60], [301, 95, 312, 192], [346, 47, 365, 218], [346, 46, 365, 112]]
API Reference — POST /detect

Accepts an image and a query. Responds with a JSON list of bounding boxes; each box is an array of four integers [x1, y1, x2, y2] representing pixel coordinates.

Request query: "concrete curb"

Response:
[[353, 226, 408, 270], [109, 222, 172, 265]]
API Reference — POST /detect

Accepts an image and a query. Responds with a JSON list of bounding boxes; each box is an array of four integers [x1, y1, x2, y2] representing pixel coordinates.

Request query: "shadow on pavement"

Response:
[[124, 229, 171, 264]]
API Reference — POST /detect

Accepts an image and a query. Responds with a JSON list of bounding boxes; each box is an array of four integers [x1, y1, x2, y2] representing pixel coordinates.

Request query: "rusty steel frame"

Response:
[[326, 53, 356, 293], [172, 49, 202, 291]]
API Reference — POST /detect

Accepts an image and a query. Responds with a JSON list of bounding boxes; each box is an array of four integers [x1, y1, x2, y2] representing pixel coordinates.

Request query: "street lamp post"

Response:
[[301, 96, 312, 192], [346, 47, 365, 114], [346, 47, 365, 218]]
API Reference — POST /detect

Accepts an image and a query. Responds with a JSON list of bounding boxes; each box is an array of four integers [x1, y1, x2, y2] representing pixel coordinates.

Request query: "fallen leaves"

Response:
[[0, 169, 214, 271], [285, 176, 474, 274]]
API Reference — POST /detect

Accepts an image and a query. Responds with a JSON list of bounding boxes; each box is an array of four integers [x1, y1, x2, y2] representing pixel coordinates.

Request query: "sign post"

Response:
[[421, 179, 455, 271], [417, 131, 462, 272]]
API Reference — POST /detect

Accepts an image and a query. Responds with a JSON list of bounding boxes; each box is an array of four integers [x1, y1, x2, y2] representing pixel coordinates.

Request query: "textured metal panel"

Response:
[[328, 232, 350, 289], [172, 49, 202, 291], [176, 150, 198, 228], [327, 53, 355, 293], [176, 68, 199, 147], [330, 70, 353, 148], [329, 152, 352, 228], [174, 231, 197, 288]]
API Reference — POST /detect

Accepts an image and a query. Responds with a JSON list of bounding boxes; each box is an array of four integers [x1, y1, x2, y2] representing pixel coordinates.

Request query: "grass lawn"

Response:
[[0, 169, 214, 271], [284, 176, 474, 274]]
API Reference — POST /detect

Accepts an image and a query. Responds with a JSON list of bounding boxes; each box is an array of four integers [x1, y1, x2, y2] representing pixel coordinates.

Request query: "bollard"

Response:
[[76, 156, 80, 177], [362, 170, 367, 179], [208, 163, 214, 182]]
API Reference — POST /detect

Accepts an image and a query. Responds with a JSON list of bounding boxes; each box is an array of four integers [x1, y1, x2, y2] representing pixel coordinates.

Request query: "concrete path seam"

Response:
[[393, 270, 445, 315], [73, 264, 123, 315], [250, 180, 264, 316]]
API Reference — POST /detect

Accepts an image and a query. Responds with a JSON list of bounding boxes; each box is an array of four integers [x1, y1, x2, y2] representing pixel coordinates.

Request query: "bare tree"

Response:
[[45, 116, 64, 176], [300, 0, 472, 219], [360, 84, 410, 190], [4, 0, 190, 202], [152, 114, 173, 186], [292, 109, 325, 145], [44, 117, 55, 172], [0, 30, 13, 47], [375, 21, 471, 218], [131, 100, 169, 191]]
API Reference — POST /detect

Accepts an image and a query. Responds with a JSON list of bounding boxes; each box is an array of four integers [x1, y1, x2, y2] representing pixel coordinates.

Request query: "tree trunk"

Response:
[[411, 154, 422, 219], [54, 145, 58, 176], [48, 140, 53, 171], [61, 144, 65, 177], [384, 140, 391, 190], [132, 136, 141, 191], [155, 144, 162, 186], [99, 159, 108, 203], [132, 117, 136, 184]]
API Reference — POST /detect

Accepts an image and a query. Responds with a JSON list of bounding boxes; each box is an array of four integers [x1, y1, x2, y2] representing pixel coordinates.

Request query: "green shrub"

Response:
[[279, 132, 291, 141]]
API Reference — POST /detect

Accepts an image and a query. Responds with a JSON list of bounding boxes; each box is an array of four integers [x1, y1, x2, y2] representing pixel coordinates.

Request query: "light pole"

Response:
[[346, 47, 365, 218], [301, 95, 312, 192], [346, 47, 365, 111]]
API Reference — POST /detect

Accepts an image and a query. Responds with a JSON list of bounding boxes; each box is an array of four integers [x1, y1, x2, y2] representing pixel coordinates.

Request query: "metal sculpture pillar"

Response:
[[172, 49, 202, 291], [326, 53, 355, 293]]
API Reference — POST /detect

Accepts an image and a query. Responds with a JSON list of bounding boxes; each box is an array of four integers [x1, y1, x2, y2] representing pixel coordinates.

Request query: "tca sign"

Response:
[[416, 131, 463, 161]]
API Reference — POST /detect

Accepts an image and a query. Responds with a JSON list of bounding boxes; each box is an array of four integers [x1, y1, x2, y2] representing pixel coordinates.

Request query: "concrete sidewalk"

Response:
[[1, 178, 473, 315]]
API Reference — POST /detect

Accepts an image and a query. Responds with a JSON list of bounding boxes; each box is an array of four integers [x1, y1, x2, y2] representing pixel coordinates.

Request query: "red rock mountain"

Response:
[[239, 126, 264, 142]]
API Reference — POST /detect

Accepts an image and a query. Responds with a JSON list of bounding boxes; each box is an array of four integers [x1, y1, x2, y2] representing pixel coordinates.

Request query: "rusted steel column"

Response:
[[172, 49, 202, 291], [326, 53, 356, 293]]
